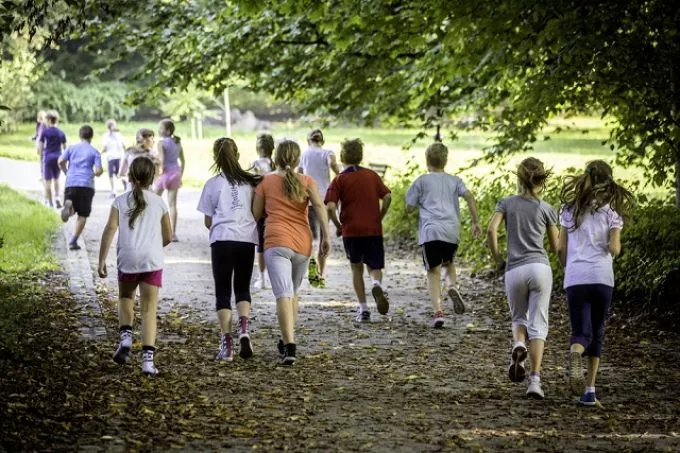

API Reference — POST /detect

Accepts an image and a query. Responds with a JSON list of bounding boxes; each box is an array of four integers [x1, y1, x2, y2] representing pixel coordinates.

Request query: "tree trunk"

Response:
[[676, 159, 680, 208]]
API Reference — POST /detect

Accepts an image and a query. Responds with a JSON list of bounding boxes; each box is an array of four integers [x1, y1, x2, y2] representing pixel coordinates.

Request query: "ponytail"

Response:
[[275, 140, 306, 202], [282, 165, 306, 203], [128, 185, 147, 230], [126, 156, 156, 229]]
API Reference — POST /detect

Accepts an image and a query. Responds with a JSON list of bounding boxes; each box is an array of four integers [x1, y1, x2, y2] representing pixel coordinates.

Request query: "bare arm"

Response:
[[204, 215, 212, 230], [37, 140, 44, 157], [546, 225, 559, 254], [58, 157, 68, 174], [156, 142, 165, 173], [308, 186, 331, 256], [178, 145, 185, 177], [380, 193, 392, 219], [98, 207, 120, 277], [329, 154, 340, 175], [609, 228, 622, 258], [118, 155, 129, 178], [487, 212, 505, 270], [161, 213, 173, 246], [252, 193, 265, 221], [462, 191, 482, 238], [558, 226, 569, 267], [326, 201, 342, 236]]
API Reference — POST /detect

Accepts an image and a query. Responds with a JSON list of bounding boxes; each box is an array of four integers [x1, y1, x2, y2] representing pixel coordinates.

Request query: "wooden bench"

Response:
[[368, 162, 390, 178]]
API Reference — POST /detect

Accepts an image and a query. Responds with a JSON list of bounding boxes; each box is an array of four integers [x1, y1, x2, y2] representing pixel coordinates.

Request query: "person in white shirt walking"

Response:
[[101, 119, 126, 196], [251, 133, 275, 290], [298, 129, 339, 288]]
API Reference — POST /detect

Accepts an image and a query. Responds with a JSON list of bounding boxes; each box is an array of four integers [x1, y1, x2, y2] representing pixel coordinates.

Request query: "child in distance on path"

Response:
[[325, 139, 392, 322], [406, 143, 481, 328], [253, 140, 331, 365], [118, 128, 159, 188], [487, 157, 559, 399], [197, 138, 262, 362], [155, 119, 185, 242], [251, 133, 275, 290], [558, 160, 633, 407], [298, 129, 340, 288], [37, 110, 67, 208], [58, 125, 104, 251], [101, 119, 126, 197], [98, 156, 173, 376]]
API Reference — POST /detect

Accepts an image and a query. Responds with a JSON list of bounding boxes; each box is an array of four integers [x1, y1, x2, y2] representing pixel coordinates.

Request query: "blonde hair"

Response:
[[426, 143, 448, 169], [106, 119, 118, 132], [274, 140, 307, 203], [307, 129, 324, 145], [340, 139, 363, 165]]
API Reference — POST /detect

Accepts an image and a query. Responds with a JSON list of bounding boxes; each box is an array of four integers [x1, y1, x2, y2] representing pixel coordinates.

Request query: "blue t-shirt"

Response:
[[39, 126, 67, 154], [61, 142, 102, 189]]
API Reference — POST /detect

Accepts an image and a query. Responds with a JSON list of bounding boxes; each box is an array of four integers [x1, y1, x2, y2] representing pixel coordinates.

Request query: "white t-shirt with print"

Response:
[[197, 174, 258, 245], [560, 204, 623, 288], [299, 146, 334, 199], [114, 190, 168, 273]]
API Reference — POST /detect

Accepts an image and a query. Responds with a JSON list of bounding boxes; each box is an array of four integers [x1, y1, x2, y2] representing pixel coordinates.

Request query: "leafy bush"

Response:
[[30, 74, 135, 123]]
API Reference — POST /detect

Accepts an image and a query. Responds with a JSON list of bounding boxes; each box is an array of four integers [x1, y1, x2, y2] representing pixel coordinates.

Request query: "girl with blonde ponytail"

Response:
[[252, 139, 331, 365], [98, 156, 173, 376]]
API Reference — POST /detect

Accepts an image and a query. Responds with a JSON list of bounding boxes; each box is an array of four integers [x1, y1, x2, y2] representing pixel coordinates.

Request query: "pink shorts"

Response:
[[118, 270, 163, 287], [156, 167, 182, 190]]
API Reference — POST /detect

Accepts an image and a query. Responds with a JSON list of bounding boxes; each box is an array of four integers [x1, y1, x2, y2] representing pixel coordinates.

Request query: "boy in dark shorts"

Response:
[[325, 139, 392, 322], [58, 125, 103, 250], [405, 143, 481, 328], [37, 110, 67, 208]]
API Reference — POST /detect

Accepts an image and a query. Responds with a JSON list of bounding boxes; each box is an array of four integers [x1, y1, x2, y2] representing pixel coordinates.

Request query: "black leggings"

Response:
[[211, 241, 255, 311]]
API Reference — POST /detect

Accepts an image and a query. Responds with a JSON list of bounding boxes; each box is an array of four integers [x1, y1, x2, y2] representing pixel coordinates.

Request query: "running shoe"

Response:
[[60, 199, 73, 222], [215, 334, 234, 361], [526, 374, 544, 399], [277, 337, 285, 358], [141, 349, 159, 376], [282, 343, 296, 366], [238, 316, 253, 359], [508, 343, 528, 382], [55, 198, 62, 209], [308, 258, 322, 288], [355, 308, 371, 323], [431, 311, 445, 328], [569, 351, 585, 396], [113, 330, 132, 365], [448, 287, 466, 314], [578, 391, 597, 407], [69, 241, 81, 251], [371, 285, 389, 315]]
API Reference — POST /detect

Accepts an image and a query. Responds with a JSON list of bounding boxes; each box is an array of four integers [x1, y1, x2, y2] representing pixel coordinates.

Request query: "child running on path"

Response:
[[37, 110, 67, 208], [101, 119, 126, 196], [251, 133, 275, 290], [198, 138, 262, 361], [298, 129, 340, 288], [558, 160, 633, 406], [325, 139, 392, 322], [487, 158, 559, 399], [58, 125, 104, 251], [155, 119, 185, 242], [98, 156, 173, 376], [118, 128, 158, 188], [253, 140, 331, 365], [406, 143, 481, 327]]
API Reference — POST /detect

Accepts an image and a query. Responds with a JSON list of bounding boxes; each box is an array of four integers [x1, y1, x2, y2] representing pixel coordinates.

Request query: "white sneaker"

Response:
[[141, 349, 159, 376], [112, 329, 132, 365], [253, 277, 264, 291], [526, 374, 544, 399]]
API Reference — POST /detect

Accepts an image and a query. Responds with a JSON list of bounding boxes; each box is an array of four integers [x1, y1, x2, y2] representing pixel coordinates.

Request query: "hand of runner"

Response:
[[98, 262, 107, 278], [472, 222, 482, 238], [320, 238, 331, 257], [495, 259, 506, 274]]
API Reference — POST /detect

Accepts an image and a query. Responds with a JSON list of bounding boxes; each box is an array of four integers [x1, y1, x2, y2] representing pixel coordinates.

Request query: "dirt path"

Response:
[[2, 158, 680, 451]]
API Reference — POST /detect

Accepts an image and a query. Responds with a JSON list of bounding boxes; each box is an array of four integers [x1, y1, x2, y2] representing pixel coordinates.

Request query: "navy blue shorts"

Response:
[[108, 159, 121, 177], [342, 236, 385, 270], [422, 241, 458, 270]]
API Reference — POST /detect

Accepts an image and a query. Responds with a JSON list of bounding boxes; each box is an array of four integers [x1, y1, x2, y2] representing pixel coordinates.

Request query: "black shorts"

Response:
[[343, 236, 385, 270], [108, 159, 121, 177], [64, 187, 95, 218], [256, 218, 266, 253], [422, 241, 458, 270]]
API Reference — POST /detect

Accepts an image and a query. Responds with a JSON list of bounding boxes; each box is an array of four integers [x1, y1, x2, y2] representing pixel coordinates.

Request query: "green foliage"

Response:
[[31, 74, 135, 122]]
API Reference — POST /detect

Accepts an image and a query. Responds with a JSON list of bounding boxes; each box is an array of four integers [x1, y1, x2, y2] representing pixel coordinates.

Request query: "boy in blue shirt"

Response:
[[59, 125, 103, 250]]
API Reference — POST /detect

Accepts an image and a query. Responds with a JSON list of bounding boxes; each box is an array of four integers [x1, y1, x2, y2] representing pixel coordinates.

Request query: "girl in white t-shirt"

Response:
[[101, 119, 126, 197], [198, 138, 263, 362], [558, 160, 633, 406], [98, 156, 173, 376], [251, 133, 275, 291]]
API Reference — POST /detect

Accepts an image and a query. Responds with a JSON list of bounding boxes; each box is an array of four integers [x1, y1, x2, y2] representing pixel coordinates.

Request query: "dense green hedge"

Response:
[[384, 164, 679, 316]]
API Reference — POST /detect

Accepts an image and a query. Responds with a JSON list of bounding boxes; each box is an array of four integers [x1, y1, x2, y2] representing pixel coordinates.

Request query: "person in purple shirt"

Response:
[[37, 110, 67, 208], [155, 119, 185, 242], [58, 125, 103, 250]]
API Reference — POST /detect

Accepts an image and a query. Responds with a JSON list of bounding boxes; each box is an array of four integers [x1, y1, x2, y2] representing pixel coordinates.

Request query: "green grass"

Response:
[[0, 184, 60, 273], [0, 117, 664, 196]]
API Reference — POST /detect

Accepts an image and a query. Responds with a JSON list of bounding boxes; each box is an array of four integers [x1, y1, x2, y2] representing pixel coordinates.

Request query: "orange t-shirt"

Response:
[[255, 173, 316, 256]]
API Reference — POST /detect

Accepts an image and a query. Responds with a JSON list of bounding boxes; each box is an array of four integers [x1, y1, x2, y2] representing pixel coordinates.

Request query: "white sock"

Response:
[[260, 271, 266, 281], [371, 279, 381, 287], [359, 303, 368, 312], [586, 386, 595, 394], [513, 341, 526, 350]]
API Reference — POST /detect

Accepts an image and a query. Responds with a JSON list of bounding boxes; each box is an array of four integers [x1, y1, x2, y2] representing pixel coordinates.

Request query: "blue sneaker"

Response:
[[579, 391, 597, 407]]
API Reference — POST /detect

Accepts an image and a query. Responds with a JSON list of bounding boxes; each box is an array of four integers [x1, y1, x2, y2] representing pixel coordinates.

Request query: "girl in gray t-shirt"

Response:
[[487, 157, 559, 400]]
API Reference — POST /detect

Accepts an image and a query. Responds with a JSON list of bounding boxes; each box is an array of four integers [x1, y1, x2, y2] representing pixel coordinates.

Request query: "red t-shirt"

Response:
[[324, 166, 391, 237]]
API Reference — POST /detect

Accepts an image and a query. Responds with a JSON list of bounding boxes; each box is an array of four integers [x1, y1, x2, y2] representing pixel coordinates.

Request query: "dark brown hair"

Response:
[[340, 139, 363, 165], [426, 142, 448, 169], [127, 156, 156, 230], [212, 138, 262, 186], [135, 128, 155, 147], [159, 119, 181, 144], [560, 160, 634, 231], [307, 129, 324, 145], [275, 140, 306, 202], [516, 157, 551, 196]]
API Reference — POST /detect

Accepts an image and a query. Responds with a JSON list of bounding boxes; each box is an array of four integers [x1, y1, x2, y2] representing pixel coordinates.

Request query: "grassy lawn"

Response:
[[0, 117, 665, 196], [0, 184, 60, 273]]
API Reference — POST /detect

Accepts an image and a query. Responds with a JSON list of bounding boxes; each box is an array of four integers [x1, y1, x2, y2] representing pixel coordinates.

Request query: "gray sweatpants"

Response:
[[264, 247, 310, 299], [504, 262, 553, 341]]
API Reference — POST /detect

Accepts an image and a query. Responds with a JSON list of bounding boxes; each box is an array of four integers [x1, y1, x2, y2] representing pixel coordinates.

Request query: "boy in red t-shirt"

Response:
[[325, 139, 392, 322]]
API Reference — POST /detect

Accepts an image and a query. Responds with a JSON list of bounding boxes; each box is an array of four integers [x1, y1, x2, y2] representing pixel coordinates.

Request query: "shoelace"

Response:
[[142, 350, 154, 362]]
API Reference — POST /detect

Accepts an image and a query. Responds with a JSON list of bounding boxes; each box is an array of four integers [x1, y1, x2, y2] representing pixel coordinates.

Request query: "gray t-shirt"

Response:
[[405, 172, 468, 245], [496, 195, 558, 271]]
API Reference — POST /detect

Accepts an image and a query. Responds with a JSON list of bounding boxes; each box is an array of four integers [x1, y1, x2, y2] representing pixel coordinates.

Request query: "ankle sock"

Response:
[[359, 303, 368, 312], [530, 371, 540, 379], [585, 386, 595, 394], [371, 279, 381, 287]]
